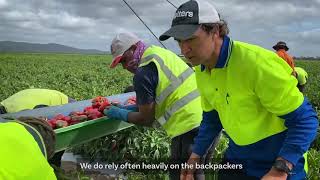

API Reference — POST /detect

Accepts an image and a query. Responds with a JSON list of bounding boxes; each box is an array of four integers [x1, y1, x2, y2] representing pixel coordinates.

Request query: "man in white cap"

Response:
[[160, 0, 318, 180], [105, 32, 214, 179]]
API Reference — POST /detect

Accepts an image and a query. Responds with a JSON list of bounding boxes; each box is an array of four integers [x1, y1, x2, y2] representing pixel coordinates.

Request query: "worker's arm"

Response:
[[261, 97, 318, 179], [129, 62, 158, 126], [181, 109, 222, 178], [104, 103, 155, 127], [278, 97, 318, 166], [105, 62, 158, 126], [127, 102, 155, 126], [254, 54, 319, 167], [192, 110, 223, 156]]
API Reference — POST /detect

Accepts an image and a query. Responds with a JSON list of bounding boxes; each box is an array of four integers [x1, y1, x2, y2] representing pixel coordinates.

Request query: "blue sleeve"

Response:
[[133, 63, 158, 105], [192, 110, 223, 156], [278, 97, 319, 166]]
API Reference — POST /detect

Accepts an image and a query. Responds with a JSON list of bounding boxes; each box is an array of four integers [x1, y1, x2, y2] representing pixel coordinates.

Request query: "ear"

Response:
[[209, 29, 216, 41], [212, 29, 220, 40], [210, 24, 220, 40]]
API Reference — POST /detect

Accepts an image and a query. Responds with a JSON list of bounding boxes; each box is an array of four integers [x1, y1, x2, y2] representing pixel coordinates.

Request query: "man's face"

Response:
[[120, 48, 136, 73], [176, 27, 216, 66]]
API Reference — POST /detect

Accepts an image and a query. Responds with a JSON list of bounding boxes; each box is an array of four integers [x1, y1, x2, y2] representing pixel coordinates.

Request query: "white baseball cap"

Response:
[[159, 0, 220, 41], [110, 32, 140, 68]]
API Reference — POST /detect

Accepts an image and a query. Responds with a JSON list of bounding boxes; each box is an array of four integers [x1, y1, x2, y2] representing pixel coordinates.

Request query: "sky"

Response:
[[0, 0, 319, 57]]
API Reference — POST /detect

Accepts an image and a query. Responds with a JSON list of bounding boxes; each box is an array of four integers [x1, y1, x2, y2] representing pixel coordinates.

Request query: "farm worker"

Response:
[[294, 67, 308, 93], [159, 0, 319, 179], [0, 116, 56, 179], [105, 32, 214, 179], [0, 88, 76, 167], [272, 42, 307, 92], [0, 88, 76, 114], [273, 41, 296, 75]]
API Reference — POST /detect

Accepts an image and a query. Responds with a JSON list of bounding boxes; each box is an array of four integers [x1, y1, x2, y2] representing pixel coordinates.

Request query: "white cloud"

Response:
[[37, 10, 95, 30], [0, 0, 7, 8], [2, 10, 37, 21], [300, 28, 320, 42]]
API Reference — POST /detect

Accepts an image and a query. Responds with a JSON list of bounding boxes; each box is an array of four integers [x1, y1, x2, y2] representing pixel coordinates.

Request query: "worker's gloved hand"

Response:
[[111, 102, 138, 111], [111, 102, 138, 112], [103, 106, 131, 122], [121, 104, 138, 112]]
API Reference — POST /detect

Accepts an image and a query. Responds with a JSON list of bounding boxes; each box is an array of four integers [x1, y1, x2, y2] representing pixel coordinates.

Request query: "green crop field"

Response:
[[0, 53, 319, 179], [0, 53, 133, 100]]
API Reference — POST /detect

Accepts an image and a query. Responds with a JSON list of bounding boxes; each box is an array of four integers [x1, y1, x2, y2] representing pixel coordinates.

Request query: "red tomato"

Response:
[[55, 120, 68, 128]]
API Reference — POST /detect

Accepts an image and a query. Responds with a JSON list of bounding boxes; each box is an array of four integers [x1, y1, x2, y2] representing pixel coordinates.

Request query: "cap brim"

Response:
[[159, 24, 200, 41], [110, 55, 123, 68], [272, 45, 278, 50]]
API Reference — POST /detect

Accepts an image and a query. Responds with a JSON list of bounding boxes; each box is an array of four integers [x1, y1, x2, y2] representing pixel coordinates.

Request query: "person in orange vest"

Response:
[[273, 41, 296, 76]]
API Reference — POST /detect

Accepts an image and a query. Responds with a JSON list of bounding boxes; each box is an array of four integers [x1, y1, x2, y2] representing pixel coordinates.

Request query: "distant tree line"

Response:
[[294, 57, 320, 60]]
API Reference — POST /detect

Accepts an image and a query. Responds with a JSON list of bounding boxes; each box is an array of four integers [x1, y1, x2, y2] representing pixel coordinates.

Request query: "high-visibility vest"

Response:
[[0, 121, 56, 180], [295, 67, 308, 85], [139, 45, 202, 138], [1, 89, 68, 113]]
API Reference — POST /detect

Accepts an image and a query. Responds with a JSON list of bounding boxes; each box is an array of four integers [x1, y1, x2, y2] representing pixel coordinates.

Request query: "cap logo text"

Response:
[[174, 10, 193, 18]]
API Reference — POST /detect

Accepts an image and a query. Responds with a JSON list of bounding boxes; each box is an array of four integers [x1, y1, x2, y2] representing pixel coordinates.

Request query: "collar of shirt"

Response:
[[201, 36, 233, 72]]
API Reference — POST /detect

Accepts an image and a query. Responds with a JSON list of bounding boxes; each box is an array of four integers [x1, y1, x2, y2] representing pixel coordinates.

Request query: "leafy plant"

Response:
[[307, 149, 320, 180], [72, 126, 171, 164]]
